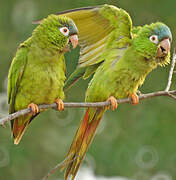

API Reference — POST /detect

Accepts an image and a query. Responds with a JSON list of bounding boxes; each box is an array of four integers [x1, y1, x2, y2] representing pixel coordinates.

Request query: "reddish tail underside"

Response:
[[12, 118, 30, 145], [61, 107, 105, 180]]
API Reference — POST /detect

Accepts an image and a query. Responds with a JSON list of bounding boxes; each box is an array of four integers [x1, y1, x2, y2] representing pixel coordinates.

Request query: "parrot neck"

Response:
[[23, 36, 65, 60], [122, 46, 158, 76], [21, 37, 65, 64], [29, 27, 65, 53], [34, 35, 62, 52]]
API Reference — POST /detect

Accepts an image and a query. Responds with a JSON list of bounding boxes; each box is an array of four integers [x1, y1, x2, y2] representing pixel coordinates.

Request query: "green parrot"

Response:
[[55, 5, 172, 180], [8, 14, 78, 145]]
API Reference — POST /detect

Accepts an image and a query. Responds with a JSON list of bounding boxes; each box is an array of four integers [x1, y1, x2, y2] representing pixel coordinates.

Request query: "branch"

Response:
[[0, 90, 176, 126], [165, 49, 176, 91], [0, 50, 176, 126]]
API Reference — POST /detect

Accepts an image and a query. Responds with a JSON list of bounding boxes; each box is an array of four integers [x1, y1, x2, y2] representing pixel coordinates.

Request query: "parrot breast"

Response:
[[14, 48, 66, 111]]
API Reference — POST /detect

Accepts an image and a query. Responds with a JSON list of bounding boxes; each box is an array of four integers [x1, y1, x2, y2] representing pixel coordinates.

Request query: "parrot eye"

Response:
[[59, 27, 69, 36], [149, 35, 159, 44]]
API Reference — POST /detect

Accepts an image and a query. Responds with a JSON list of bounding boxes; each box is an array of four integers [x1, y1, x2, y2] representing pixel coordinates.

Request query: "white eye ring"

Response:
[[59, 27, 69, 36], [149, 35, 159, 44]]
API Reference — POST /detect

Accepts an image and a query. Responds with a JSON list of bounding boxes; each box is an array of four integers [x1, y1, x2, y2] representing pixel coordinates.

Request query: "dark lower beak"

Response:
[[69, 34, 78, 49], [157, 38, 170, 58]]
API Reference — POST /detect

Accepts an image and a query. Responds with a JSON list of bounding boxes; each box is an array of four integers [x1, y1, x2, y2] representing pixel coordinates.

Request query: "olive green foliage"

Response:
[[0, 0, 176, 180]]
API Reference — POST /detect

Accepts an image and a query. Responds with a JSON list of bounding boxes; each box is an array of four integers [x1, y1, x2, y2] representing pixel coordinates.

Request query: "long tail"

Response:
[[11, 114, 38, 145], [61, 107, 105, 180]]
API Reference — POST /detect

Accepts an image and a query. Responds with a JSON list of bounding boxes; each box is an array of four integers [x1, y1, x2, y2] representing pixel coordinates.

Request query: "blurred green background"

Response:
[[0, 0, 176, 179]]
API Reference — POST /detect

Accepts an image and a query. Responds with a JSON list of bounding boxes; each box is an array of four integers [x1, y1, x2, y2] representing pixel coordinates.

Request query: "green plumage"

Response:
[[57, 4, 172, 180], [8, 14, 78, 144]]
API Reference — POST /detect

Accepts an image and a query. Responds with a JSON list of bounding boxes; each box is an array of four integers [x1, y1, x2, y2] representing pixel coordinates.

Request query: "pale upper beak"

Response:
[[69, 34, 79, 49], [157, 38, 171, 58]]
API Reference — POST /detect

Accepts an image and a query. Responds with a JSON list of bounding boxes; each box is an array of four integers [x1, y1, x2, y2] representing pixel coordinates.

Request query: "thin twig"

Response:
[[165, 49, 176, 91], [1, 90, 176, 127], [167, 93, 176, 100]]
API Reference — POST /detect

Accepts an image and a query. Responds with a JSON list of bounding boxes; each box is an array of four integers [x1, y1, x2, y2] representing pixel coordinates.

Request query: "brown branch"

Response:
[[167, 93, 176, 100], [0, 90, 176, 126], [165, 49, 176, 91], [1, 50, 175, 127]]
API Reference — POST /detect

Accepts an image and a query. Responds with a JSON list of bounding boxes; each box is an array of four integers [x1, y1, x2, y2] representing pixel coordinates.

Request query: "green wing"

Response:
[[56, 4, 132, 90], [8, 45, 28, 114], [57, 4, 132, 67]]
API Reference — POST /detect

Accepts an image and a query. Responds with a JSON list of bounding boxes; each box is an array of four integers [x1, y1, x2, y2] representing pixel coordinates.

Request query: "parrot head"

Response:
[[33, 14, 78, 51], [132, 22, 172, 66]]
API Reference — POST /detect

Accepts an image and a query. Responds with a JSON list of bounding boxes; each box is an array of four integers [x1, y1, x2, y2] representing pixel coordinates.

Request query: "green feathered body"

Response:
[[8, 14, 78, 144], [57, 5, 172, 180], [13, 40, 65, 111], [86, 46, 158, 102]]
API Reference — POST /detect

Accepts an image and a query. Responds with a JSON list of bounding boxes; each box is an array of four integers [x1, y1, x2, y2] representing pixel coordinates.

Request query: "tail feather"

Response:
[[13, 118, 30, 145], [12, 113, 38, 145], [61, 107, 105, 180]]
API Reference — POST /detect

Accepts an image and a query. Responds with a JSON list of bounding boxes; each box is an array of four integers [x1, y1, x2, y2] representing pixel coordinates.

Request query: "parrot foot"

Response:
[[107, 96, 118, 111], [55, 98, 64, 111], [28, 103, 39, 115], [130, 93, 139, 105]]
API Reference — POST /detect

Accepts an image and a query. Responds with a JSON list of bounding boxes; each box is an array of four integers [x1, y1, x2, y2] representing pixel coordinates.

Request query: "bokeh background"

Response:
[[0, 0, 176, 179]]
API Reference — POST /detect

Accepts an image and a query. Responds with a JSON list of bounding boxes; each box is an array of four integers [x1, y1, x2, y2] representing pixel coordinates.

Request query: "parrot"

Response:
[[54, 4, 172, 180], [8, 14, 79, 145]]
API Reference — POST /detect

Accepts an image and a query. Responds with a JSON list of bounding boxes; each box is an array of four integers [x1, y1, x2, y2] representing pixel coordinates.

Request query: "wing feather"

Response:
[[8, 46, 28, 114], [55, 4, 132, 67]]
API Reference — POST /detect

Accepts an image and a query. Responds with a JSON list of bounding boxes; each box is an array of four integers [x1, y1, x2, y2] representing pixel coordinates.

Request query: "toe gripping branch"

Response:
[[107, 96, 118, 110], [130, 93, 139, 105], [28, 103, 39, 115], [55, 98, 64, 111]]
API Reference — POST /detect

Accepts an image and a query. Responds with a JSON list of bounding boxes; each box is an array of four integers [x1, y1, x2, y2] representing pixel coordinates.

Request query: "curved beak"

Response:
[[69, 34, 78, 49], [157, 38, 171, 58]]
